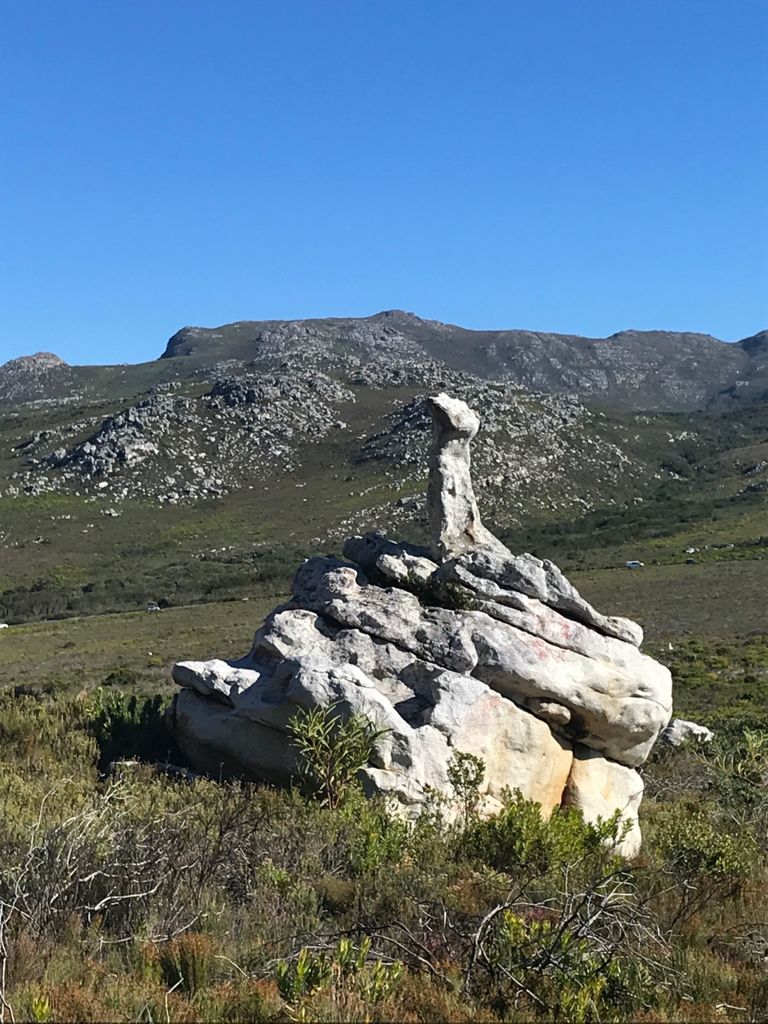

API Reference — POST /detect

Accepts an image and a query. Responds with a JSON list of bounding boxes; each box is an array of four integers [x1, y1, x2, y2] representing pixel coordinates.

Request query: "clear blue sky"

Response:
[[1, 0, 766, 365]]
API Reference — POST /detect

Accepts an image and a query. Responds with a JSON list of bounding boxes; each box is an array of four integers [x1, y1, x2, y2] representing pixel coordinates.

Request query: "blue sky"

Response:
[[1, 0, 766, 365]]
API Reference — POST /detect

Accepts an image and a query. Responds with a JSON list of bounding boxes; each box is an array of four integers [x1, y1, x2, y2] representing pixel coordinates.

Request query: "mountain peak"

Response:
[[1, 351, 68, 371], [369, 309, 450, 331], [737, 330, 768, 358], [604, 329, 719, 343], [372, 309, 422, 321]]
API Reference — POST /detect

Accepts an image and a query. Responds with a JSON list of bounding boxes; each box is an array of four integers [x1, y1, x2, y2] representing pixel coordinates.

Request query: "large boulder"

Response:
[[287, 556, 669, 768], [170, 645, 573, 816], [168, 393, 672, 857]]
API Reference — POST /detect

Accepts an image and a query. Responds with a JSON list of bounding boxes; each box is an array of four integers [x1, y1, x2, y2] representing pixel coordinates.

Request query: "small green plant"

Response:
[[340, 789, 409, 876], [332, 937, 403, 1004], [712, 727, 768, 784], [393, 569, 479, 612], [447, 750, 485, 827], [275, 946, 332, 1005], [103, 666, 141, 687], [29, 995, 52, 1023], [288, 703, 388, 809], [332, 935, 370, 981], [437, 580, 479, 611], [274, 939, 403, 1018]]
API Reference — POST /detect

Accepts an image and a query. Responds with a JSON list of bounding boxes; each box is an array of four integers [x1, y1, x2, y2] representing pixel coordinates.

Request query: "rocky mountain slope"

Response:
[[0, 365, 657, 521], [159, 311, 766, 411], [1, 312, 765, 627], [1, 311, 764, 515]]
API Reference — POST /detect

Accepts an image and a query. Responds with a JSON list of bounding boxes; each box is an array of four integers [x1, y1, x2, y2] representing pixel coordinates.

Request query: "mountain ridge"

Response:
[[2, 312, 766, 413], [158, 312, 765, 412]]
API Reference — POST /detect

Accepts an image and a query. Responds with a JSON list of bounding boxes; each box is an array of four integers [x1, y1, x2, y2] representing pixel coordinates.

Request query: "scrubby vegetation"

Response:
[[0, 541, 306, 625], [1, 687, 767, 1022], [650, 635, 768, 731]]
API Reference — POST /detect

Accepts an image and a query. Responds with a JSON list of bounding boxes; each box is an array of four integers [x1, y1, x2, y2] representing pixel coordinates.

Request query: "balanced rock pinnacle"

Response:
[[426, 392, 506, 560], [426, 392, 643, 645], [168, 393, 673, 857]]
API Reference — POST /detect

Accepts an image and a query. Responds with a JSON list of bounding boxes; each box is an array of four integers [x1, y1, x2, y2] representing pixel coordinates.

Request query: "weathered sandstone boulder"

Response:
[[562, 745, 645, 859], [168, 393, 673, 857]]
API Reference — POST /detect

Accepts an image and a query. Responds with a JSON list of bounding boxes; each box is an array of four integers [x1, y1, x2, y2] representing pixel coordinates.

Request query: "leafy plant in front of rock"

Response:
[[464, 788, 622, 878], [288, 702, 388, 809], [447, 749, 485, 828], [84, 687, 177, 768]]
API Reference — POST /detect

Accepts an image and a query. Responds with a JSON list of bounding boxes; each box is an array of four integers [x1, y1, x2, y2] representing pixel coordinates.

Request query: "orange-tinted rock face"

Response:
[[562, 745, 644, 858]]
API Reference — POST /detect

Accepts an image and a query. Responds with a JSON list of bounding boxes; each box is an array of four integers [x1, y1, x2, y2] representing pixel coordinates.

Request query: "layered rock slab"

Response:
[[290, 556, 670, 768], [170, 635, 573, 816]]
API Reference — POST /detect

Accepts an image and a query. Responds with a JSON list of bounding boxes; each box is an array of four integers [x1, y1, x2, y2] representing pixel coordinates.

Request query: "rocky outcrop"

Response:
[[2, 352, 67, 372], [168, 394, 673, 857], [0, 352, 74, 406], [661, 718, 714, 747], [426, 393, 502, 560], [14, 373, 355, 503]]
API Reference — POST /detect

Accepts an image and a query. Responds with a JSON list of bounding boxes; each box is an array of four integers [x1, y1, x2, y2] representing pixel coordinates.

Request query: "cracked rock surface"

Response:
[[169, 394, 672, 857]]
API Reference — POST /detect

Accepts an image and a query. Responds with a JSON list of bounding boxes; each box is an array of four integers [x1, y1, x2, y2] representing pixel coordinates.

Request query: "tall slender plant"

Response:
[[288, 703, 388, 809]]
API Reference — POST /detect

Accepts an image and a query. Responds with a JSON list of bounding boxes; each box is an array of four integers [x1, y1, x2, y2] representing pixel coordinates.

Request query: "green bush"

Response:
[[465, 789, 622, 877], [655, 812, 753, 881], [288, 702, 387, 809], [84, 688, 179, 769], [447, 749, 485, 827], [488, 909, 654, 1022]]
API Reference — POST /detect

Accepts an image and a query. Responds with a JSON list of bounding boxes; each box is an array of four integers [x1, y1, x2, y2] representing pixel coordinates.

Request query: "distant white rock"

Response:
[[661, 718, 714, 747]]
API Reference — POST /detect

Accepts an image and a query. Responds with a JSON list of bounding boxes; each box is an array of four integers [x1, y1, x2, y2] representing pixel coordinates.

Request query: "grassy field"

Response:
[[0, 597, 276, 696], [573, 557, 768, 640]]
